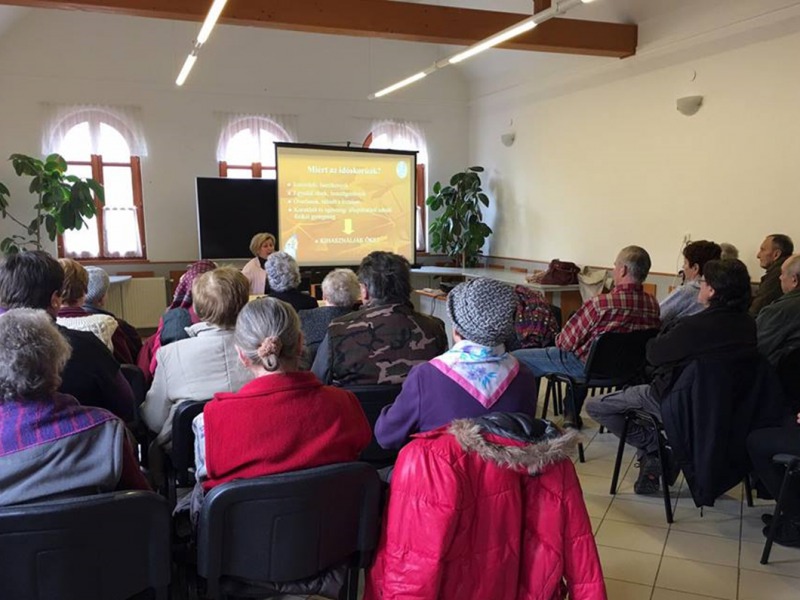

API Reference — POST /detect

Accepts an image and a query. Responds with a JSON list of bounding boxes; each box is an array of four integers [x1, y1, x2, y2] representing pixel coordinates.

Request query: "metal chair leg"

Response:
[[541, 378, 553, 419], [656, 430, 674, 524], [610, 414, 630, 495], [761, 467, 797, 564], [555, 381, 563, 416], [744, 474, 754, 507]]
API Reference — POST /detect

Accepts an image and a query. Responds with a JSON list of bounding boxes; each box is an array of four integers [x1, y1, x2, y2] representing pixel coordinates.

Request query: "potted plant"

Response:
[[0, 153, 104, 254], [426, 165, 492, 268]]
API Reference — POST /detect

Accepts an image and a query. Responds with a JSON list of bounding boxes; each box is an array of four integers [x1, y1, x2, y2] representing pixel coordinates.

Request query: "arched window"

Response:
[[364, 121, 428, 251], [217, 115, 295, 179], [47, 107, 146, 259]]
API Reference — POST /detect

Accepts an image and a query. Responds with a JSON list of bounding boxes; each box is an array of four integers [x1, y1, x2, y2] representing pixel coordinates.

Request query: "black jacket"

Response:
[[660, 350, 787, 507], [647, 305, 757, 399]]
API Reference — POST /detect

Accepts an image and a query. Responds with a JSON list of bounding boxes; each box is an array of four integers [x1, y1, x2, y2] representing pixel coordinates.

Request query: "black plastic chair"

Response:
[[346, 385, 402, 468], [196, 462, 382, 600], [163, 399, 209, 507], [0, 491, 171, 600], [761, 453, 800, 564], [540, 329, 659, 462]]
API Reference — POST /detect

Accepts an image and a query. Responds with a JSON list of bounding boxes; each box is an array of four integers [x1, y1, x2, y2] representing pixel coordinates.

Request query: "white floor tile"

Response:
[[739, 540, 800, 579], [739, 569, 800, 600], [583, 492, 614, 518], [670, 506, 743, 539], [597, 545, 661, 586], [651, 589, 729, 600], [595, 519, 669, 555], [605, 497, 672, 528], [663, 530, 741, 568], [603, 578, 654, 600], [655, 556, 738, 599]]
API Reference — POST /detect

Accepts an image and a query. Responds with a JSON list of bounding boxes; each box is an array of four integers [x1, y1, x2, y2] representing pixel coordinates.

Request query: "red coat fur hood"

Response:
[[365, 415, 607, 600]]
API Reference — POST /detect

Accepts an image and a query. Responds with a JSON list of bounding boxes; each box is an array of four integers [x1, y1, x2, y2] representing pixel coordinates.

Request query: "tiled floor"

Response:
[[575, 415, 800, 599]]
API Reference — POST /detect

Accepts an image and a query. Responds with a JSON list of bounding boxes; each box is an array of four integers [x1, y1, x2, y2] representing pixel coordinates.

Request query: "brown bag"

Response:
[[539, 259, 580, 285]]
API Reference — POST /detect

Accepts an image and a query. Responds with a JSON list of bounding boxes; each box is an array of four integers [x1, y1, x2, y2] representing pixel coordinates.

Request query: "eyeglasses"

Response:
[[698, 277, 707, 284]]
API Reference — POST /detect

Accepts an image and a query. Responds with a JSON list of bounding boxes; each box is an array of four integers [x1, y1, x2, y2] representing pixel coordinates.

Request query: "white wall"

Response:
[[0, 10, 469, 262], [469, 28, 800, 277]]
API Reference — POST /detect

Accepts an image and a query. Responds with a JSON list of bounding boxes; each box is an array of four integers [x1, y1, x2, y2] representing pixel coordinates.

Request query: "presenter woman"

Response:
[[242, 232, 276, 295]]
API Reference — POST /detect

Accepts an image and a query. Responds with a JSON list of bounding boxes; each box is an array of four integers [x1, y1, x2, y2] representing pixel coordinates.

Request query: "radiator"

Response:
[[106, 277, 167, 329]]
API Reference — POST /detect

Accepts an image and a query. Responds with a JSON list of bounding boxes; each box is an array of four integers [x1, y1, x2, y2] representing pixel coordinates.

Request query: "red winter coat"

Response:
[[365, 417, 606, 600]]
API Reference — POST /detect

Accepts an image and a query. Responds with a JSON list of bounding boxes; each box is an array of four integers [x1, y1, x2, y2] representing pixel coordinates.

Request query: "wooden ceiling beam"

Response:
[[4, 0, 637, 58]]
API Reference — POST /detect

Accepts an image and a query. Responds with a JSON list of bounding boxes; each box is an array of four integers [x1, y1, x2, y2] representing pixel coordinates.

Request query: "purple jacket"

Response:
[[374, 361, 538, 450]]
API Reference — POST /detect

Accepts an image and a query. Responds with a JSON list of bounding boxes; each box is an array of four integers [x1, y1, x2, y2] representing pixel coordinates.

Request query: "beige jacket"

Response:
[[140, 322, 253, 447]]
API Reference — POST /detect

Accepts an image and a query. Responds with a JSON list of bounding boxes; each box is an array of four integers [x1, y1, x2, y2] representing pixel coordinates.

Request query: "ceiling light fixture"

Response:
[[369, 0, 597, 99], [175, 0, 229, 87]]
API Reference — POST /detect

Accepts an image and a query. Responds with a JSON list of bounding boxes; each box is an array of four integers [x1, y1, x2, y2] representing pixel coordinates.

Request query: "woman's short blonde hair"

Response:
[[58, 258, 88, 306], [249, 232, 277, 257], [0, 308, 71, 400], [192, 267, 250, 328]]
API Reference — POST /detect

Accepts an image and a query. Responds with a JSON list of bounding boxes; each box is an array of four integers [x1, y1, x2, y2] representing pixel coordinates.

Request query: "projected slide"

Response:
[[276, 144, 416, 266]]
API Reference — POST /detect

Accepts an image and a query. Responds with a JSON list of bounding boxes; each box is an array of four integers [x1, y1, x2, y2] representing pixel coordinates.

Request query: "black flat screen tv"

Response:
[[196, 177, 279, 260]]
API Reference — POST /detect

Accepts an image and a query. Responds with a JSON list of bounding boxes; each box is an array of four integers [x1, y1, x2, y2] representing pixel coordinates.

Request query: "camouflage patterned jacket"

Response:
[[311, 302, 448, 386]]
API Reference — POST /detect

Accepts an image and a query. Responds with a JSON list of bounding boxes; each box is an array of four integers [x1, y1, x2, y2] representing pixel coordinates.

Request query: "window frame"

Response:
[[54, 111, 147, 261], [217, 116, 291, 179]]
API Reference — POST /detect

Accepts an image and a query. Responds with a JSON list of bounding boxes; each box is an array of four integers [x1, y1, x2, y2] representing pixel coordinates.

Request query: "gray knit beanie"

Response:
[[85, 266, 110, 306], [447, 278, 516, 347]]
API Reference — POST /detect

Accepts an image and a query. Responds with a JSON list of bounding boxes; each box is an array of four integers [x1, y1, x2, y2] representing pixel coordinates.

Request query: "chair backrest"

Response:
[[0, 491, 170, 600], [346, 385, 402, 467], [171, 399, 210, 486], [777, 347, 800, 413], [197, 462, 381, 598], [584, 328, 659, 383], [120, 364, 147, 407]]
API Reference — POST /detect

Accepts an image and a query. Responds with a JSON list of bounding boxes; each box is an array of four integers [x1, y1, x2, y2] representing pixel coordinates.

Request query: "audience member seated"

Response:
[[757, 254, 800, 365], [56, 258, 135, 364], [140, 267, 253, 448], [513, 245, 661, 427], [138, 259, 217, 380], [364, 413, 606, 600], [750, 233, 794, 317], [82, 266, 142, 360], [659, 240, 721, 328], [374, 278, 538, 450], [0, 251, 135, 422], [506, 284, 560, 350], [720, 242, 739, 260], [586, 259, 756, 495], [241, 231, 275, 295], [189, 297, 371, 516], [0, 309, 150, 506], [299, 268, 360, 366], [312, 251, 448, 386], [747, 411, 800, 547], [266, 251, 318, 312]]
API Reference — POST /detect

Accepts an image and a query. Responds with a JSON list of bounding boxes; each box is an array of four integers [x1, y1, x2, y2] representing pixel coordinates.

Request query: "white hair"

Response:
[[234, 297, 301, 372], [321, 269, 360, 307], [266, 251, 301, 293], [0, 309, 71, 399]]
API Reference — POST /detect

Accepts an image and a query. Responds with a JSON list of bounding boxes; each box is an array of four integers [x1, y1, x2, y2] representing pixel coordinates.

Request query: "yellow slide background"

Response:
[[277, 146, 415, 265]]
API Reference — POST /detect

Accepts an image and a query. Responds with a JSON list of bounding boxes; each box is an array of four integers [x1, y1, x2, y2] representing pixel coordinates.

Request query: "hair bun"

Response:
[[256, 335, 282, 359]]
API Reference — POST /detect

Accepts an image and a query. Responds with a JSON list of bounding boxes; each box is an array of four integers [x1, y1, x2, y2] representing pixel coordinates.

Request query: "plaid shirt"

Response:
[[556, 283, 661, 361]]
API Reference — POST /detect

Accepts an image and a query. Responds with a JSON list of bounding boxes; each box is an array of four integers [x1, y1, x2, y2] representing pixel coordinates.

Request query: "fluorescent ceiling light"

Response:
[[197, 0, 229, 44], [175, 53, 197, 87], [449, 19, 536, 64], [371, 71, 428, 99]]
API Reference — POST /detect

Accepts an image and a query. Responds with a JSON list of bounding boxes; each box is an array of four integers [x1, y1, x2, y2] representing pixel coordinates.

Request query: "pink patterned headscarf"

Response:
[[170, 260, 217, 310]]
